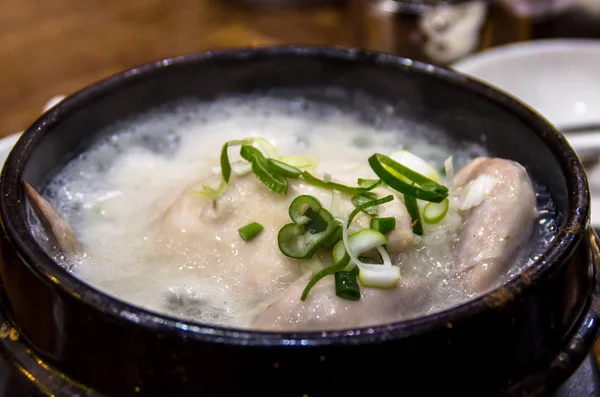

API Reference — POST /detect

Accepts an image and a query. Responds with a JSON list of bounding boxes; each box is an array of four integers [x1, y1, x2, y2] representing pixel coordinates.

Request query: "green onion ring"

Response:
[[368, 153, 448, 202], [301, 171, 381, 195]]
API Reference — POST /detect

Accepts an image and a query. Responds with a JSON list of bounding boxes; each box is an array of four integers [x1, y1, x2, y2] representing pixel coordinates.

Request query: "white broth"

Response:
[[30, 95, 558, 330]]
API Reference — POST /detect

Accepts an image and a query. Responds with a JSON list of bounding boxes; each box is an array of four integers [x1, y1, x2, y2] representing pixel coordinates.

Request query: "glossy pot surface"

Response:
[[0, 46, 597, 397]]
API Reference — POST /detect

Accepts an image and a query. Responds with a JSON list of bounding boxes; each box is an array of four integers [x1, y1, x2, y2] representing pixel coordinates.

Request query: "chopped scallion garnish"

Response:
[[266, 159, 302, 178], [301, 171, 381, 195], [231, 160, 253, 176], [323, 223, 343, 249], [209, 138, 454, 299], [348, 195, 394, 225], [330, 190, 341, 218], [278, 155, 320, 170], [351, 192, 379, 216], [357, 178, 379, 187], [368, 153, 448, 202], [238, 222, 264, 241], [423, 198, 450, 224], [249, 137, 279, 159], [332, 228, 388, 269], [220, 139, 253, 184], [334, 267, 360, 301], [370, 217, 396, 234], [240, 145, 288, 195], [389, 150, 442, 183], [193, 179, 227, 198], [219, 136, 280, 183], [211, 137, 280, 199], [300, 260, 348, 301], [339, 223, 400, 288], [404, 195, 423, 235], [357, 246, 401, 288], [301, 228, 388, 301], [278, 195, 337, 259]]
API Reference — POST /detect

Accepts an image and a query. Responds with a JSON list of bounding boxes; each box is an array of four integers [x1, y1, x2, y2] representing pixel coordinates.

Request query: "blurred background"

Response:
[[1, 0, 600, 136]]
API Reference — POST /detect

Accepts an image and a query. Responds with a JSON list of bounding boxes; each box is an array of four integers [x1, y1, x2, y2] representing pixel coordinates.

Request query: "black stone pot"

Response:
[[0, 46, 598, 397]]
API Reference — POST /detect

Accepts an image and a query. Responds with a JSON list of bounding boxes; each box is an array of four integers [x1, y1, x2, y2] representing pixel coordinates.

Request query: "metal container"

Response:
[[350, 0, 492, 65], [349, 0, 600, 66]]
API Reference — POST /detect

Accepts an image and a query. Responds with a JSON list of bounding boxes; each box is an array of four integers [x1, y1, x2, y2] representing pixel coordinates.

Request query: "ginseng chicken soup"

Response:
[[26, 95, 558, 331]]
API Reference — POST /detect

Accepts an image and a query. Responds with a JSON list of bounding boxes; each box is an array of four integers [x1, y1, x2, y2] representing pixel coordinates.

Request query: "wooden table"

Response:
[[0, 0, 354, 135], [2, 0, 599, 370]]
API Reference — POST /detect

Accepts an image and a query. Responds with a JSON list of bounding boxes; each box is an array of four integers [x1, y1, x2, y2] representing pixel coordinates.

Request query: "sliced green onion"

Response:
[[266, 159, 301, 178], [238, 222, 264, 241], [231, 160, 253, 176], [368, 153, 448, 202], [193, 179, 227, 198], [370, 217, 396, 234], [351, 192, 379, 216], [340, 220, 400, 288], [404, 194, 423, 235], [360, 192, 378, 200], [305, 199, 400, 295], [219, 137, 279, 185], [249, 136, 279, 159], [357, 246, 401, 288], [301, 171, 381, 195], [302, 228, 387, 301], [323, 223, 343, 249], [348, 195, 394, 226], [300, 260, 347, 301], [202, 136, 278, 198], [278, 155, 320, 170], [288, 195, 319, 225], [240, 145, 288, 195], [332, 229, 388, 268], [357, 178, 379, 187], [330, 190, 341, 218], [389, 150, 441, 183], [220, 139, 253, 184], [423, 198, 450, 224], [335, 267, 360, 301], [357, 255, 383, 264], [278, 195, 337, 259]]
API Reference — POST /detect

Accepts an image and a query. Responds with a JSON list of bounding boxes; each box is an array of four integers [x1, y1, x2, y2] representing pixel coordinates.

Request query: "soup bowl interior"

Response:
[[0, 46, 594, 397]]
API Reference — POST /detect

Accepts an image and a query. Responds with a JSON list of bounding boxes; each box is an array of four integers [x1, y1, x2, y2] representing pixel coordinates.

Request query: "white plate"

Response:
[[0, 96, 64, 170], [0, 133, 22, 167], [452, 39, 600, 129], [452, 39, 600, 228]]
